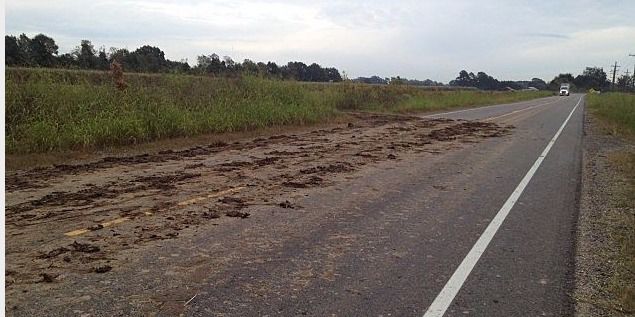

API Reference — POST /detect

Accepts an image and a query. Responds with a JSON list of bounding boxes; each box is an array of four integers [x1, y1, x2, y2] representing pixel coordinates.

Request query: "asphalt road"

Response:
[[187, 94, 584, 316], [7, 94, 585, 316], [188, 94, 583, 316]]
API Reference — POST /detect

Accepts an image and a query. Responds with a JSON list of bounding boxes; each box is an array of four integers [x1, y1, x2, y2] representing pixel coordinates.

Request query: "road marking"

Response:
[[420, 96, 558, 118], [63, 187, 245, 237], [65, 216, 131, 237], [422, 96, 583, 317], [483, 99, 561, 121]]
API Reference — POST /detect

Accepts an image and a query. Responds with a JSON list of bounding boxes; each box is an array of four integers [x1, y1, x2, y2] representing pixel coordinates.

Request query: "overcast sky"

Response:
[[6, 0, 635, 82]]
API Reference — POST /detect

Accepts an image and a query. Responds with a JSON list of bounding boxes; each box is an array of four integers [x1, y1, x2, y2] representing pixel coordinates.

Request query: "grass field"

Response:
[[587, 92, 635, 312], [587, 93, 635, 136], [6, 67, 550, 154]]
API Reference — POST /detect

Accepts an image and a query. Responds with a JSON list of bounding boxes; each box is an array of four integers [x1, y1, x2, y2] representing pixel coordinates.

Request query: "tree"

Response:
[[5, 35, 22, 65], [29, 34, 59, 67], [57, 53, 77, 68], [74, 40, 98, 69], [354, 76, 388, 85], [241, 59, 258, 75], [15, 34, 33, 66], [266, 62, 280, 78], [287, 61, 308, 81], [389, 76, 404, 85], [529, 78, 547, 90], [96, 48, 109, 70], [475, 71, 499, 90], [548, 73, 575, 90], [196, 53, 225, 75], [325, 67, 342, 82], [450, 70, 476, 87], [616, 74, 633, 91], [574, 67, 608, 90], [165, 59, 191, 74], [307, 63, 325, 81], [131, 45, 167, 72], [223, 56, 235, 72]]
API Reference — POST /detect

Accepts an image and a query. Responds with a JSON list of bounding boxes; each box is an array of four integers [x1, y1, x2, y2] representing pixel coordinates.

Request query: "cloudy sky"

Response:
[[6, 0, 635, 82]]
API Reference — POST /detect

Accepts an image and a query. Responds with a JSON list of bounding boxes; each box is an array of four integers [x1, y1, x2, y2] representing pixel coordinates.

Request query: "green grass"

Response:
[[6, 67, 550, 154], [587, 93, 635, 136]]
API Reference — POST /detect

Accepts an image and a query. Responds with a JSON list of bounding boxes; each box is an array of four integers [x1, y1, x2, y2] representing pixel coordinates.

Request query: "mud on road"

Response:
[[5, 112, 513, 309]]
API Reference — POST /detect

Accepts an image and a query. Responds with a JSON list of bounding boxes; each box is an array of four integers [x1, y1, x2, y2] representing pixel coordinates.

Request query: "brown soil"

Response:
[[5, 113, 513, 304]]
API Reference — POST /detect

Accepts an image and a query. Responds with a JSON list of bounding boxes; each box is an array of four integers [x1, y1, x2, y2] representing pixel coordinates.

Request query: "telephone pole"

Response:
[[610, 61, 620, 91], [630, 54, 635, 89]]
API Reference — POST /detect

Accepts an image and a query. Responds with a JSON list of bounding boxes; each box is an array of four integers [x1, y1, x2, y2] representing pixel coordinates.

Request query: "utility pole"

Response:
[[625, 69, 631, 91], [630, 54, 635, 90], [610, 61, 620, 91]]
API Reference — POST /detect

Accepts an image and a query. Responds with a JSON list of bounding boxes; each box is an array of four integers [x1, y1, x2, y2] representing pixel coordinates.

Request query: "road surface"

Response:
[[5, 94, 584, 316]]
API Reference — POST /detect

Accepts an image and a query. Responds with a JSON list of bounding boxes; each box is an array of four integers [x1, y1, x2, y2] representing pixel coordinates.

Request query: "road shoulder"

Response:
[[575, 111, 635, 316]]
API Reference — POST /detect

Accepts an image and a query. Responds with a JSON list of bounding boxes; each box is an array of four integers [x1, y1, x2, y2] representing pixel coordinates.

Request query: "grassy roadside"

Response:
[[586, 92, 635, 313], [587, 93, 635, 137], [6, 67, 550, 154]]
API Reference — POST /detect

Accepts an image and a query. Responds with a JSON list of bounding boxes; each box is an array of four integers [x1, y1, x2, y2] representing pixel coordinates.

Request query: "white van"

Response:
[[559, 84, 570, 96]]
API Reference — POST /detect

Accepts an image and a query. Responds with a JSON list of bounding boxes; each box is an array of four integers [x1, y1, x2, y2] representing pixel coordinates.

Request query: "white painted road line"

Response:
[[422, 96, 583, 317], [420, 96, 562, 119]]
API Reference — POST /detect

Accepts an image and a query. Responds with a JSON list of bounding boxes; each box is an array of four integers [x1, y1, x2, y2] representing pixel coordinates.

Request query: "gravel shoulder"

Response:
[[575, 111, 635, 316]]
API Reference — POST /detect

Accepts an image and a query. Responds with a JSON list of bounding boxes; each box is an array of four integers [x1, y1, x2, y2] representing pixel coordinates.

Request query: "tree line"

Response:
[[5, 33, 343, 82], [353, 75, 443, 87], [449, 70, 549, 91], [548, 67, 633, 92]]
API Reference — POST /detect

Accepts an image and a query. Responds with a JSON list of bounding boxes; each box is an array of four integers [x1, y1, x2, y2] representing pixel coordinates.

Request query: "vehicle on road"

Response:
[[559, 83, 570, 96]]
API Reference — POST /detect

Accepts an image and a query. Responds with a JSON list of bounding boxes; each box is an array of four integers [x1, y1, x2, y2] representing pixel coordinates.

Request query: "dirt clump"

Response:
[[69, 241, 100, 253], [428, 121, 511, 141], [282, 176, 324, 188], [135, 172, 201, 190], [218, 197, 248, 209], [279, 200, 295, 209], [38, 273, 57, 283], [202, 210, 221, 219], [38, 247, 70, 259], [225, 210, 250, 218], [93, 265, 112, 274], [300, 163, 354, 175]]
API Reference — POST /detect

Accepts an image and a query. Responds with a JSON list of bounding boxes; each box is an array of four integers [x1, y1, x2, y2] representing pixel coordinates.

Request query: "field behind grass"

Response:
[[6, 67, 550, 154], [586, 92, 635, 312]]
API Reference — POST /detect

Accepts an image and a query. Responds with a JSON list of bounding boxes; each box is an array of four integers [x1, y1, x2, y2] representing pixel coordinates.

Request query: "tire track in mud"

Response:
[[5, 113, 513, 292]]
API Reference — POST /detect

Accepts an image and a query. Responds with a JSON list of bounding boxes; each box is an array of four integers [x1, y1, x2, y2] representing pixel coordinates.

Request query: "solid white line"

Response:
[[420, 96, 560, 118], [422, 96, 583, 317]]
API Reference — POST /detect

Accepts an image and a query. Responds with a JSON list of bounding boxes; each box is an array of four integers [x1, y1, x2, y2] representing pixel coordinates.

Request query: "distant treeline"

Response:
[[353, 75, 444, 87], [446, 67, 634, 92], [549, 67, 633, 92], [449, 70, 549, 91], [12, 33, 622, 91], [5, 33, 343, 82]]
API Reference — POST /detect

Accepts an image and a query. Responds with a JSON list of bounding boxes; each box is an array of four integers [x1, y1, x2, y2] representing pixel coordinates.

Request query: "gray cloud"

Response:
[[6, 0, 635, 82]]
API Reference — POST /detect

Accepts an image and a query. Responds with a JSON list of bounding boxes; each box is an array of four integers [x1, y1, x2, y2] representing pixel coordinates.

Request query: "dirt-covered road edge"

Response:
[[575, 111, 635, 316]]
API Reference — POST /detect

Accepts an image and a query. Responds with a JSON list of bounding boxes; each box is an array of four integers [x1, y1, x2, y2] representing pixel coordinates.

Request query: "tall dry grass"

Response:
[[6, 67, 550, 154]]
